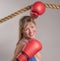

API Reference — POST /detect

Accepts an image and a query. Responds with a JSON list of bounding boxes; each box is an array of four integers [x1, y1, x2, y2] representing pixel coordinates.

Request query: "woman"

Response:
[[12, 16, 41, 61]]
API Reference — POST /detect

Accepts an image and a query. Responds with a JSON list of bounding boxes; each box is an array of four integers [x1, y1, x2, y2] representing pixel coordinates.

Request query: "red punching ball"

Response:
[[30, 1, 46, 18]]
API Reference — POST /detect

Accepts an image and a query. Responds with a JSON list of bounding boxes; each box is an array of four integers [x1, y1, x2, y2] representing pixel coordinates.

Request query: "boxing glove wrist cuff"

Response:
[[22, 52, 29, 59]]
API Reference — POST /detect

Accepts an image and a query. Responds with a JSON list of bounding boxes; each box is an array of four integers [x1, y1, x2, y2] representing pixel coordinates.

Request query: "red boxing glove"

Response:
[[16, 39, 42, 61], [16, 53, 27, 61], [30, 1, 46, 18]]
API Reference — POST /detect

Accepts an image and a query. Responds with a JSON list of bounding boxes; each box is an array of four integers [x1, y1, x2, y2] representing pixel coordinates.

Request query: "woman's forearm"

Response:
[[35, 52, 42, 61]]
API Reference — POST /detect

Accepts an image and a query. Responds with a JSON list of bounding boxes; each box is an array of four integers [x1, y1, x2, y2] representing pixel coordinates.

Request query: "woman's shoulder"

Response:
[[19, 38, 28, 45], [16, 38, 28, 49]]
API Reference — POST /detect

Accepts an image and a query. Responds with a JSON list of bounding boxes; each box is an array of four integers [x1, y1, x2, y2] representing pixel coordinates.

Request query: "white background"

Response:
[[0, 0, 60, 61]]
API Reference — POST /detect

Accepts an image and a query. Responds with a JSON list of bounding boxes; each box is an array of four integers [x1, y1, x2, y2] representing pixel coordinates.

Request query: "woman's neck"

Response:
[[23, 37, 34, 41]]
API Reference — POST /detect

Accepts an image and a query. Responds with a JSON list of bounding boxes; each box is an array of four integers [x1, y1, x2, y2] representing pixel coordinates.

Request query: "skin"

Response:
[[23, 22, 41, 61], [11, 22, 41, 61], [23, 22, 36, 39]]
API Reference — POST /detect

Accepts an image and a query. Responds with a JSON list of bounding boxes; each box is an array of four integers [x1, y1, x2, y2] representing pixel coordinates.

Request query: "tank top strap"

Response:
[[20, 39, 28, 45]]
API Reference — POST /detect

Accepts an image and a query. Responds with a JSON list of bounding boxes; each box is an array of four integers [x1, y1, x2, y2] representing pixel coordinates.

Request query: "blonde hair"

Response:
[[12, 16, 36, 61], [17, 16, 36, 45]]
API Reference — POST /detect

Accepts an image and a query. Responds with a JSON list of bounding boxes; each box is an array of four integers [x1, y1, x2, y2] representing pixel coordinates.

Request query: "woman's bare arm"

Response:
[[35, 52, 42, 61], [11, 42, 24, 61]]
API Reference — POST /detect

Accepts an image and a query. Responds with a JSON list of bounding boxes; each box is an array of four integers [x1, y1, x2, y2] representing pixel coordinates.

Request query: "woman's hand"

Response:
[[35, 52, 42, 61]]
